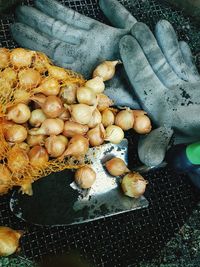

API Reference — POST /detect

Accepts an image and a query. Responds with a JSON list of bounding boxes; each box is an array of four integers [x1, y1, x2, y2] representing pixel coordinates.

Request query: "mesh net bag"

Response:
[[0, 47, 87, 196]]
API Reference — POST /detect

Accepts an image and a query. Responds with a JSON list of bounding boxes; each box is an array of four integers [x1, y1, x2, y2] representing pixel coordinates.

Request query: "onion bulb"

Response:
[[47, 64, 68, 80], [105, 157, 129, 176], [88, 109, 102, 128], [97, 94, 113, 111], [10, 48, 34, 68], [18, 142, 30, 153], [132, 110, 146, 118], [59, 109, 71, 121], [93, 60, 120, 81], [13, 89, 30, 104], [63, 121, 89, 137], [45, 135, 68, 158], [31, 93, 46, 106], [1, 68, 17, 87], [34, 77, 60, 96], [0, 226, 23, 256], [77, 86, 97, 105], [0, 48, 10, 69], [85, 77, 105, 94], [60, 134, 89, 158], [105, 125, 124, 144], [7, 103, 31, 124], [133, 115, 152, 134], [87, 124, 105, 147], [27, 134, 46, 147], [59, 83, 78, 104], [121, 172, 148, 198], [18, 68, 41, 89], [4, 124, 27, 143], [75, 166, 96, 189], [29, 118, 64, 136], [41, 96, 63, 118], [7, 147, 29, 172], [101, 108, 115, 127], [28, 146, 49, 167], [0, 164, 12, 195], [67, 104, 96, 125], [115, 109, 134, 131], [29, 109, 47, 127]]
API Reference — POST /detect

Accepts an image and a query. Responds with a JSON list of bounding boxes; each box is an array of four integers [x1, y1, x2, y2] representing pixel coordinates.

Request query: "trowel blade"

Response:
[[10, 139, 148, 226]]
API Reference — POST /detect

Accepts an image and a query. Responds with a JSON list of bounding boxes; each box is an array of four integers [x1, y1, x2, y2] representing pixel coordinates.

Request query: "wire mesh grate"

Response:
[[0, 0, 200, 266]]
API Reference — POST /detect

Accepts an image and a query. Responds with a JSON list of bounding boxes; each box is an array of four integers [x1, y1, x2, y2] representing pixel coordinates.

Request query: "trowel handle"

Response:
[[166, 141, 200, 173]]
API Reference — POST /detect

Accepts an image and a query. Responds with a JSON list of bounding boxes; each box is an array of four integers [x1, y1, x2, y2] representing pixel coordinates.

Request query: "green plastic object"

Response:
[[186, 141, 200, 165]]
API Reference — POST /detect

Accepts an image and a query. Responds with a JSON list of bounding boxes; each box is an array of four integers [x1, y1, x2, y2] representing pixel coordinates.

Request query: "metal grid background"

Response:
[[0, 0, 200, 266]]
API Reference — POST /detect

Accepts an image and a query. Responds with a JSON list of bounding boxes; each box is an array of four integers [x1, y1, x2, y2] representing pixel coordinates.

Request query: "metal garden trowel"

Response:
[[10, 139, 148, 226]]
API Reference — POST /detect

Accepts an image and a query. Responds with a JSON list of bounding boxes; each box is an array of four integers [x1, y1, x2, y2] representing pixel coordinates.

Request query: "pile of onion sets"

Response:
[[0, 48, 152, 196]]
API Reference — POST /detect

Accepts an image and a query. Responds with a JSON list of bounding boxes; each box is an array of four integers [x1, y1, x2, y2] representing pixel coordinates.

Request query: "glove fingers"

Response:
[[155, 20, 200, 82], [16, 6, 83, 45], [11, 23, 75, 65], [179, 41, 199, 76], [35, 0, 94, 31], [131, 22, 181, 87], [138, 126, 173, 166], [119, 35, 166, 113], [99, 0, 137, 30]]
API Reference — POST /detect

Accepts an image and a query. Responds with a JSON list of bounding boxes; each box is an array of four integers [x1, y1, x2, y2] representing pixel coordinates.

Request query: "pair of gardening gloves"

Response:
[[11, 0, 200, 167]]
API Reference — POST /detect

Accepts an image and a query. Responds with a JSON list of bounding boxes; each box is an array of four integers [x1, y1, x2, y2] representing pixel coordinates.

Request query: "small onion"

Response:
[[115, 109, 134, 131], [63, 121, 89, 137], [13, 89, 30, 104], [60, 134, 89, 158], [105, 157, 130, 176], [4, 124, 27, 143], [47, 64, 68, 80], [121, 172, 148, 198], [7, 103, 31, 124], [0, 226, 23, 256], [59, 83, 78, 104], [27, 134, 46, 147], [77, 86, 97, 105], [10, 48, 34, 68], [85, 77, 105, 94], [1, 68, 17, 87], [0, 48, 10, 69], [105, 125, 124, 144], [87, 124, 105, 147], [101, 108, 115, 127], [93, 60, 120, 81], [132, 110, 146, 118], [7, 147, 29, 172], [41, 96, 63, 118], [88, 108, 102, 128], [97, 94, 113, 111], [31, 93, 46, 106], [29, 109, 47, 127], [0, 164, 12, 195], [45, 135, 68, 158], [67, 104, 96, 125], [34, 77, 60, 96], [133, 115, 152, 134], [29, 118, 64, 136], [75, 166, 96, 189], [18, 68, 41, 89], [18, 142, 30, 153], [28, 146, 49, 167]]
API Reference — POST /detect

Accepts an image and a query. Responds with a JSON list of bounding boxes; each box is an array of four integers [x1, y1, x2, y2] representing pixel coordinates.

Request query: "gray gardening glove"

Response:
[[120, 20, 200, 166], [10, 0, 141, 109]]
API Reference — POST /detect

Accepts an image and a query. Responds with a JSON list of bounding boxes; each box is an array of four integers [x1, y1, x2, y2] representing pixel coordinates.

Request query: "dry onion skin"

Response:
[[63, 121, 89, 138], [4, 124, 27, 143], [0, 226, 23, 256], [28, 145, 49, 167], [87, 124, 105, 147], [75, 166, 96, 189], [105, 157, 130, 176], [10, 48, 34, 68], [121, 172, 148, 198], [88, 108, 102, 128], [59, 83, 78, 104], [97, 94, 113, 111], [7, 146, 29, 173]]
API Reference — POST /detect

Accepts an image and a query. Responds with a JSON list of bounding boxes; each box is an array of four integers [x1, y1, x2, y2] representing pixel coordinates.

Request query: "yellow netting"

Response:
[[0, 48, 86, 195]]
